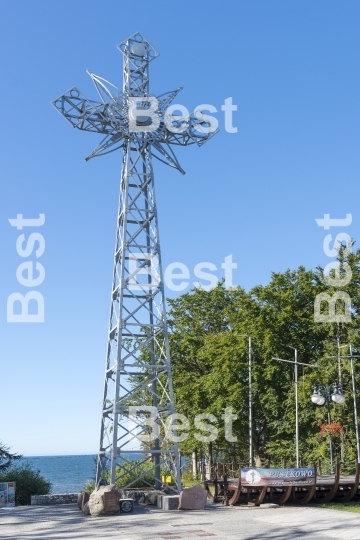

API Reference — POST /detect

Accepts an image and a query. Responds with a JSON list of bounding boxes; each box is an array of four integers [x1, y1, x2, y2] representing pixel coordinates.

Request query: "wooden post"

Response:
[[223, 473, 229, 506]]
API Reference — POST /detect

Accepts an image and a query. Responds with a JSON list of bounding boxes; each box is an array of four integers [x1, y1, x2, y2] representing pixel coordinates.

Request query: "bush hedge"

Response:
[[0, 464, 51, 505]]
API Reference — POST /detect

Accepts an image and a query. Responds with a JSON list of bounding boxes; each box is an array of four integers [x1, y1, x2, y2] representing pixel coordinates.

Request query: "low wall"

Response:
[[31, 493, 78, 505]]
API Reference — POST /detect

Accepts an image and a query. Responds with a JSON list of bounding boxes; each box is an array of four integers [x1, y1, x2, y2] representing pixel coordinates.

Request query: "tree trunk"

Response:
[[204, 442, 213, 480], [192, 450, 197, 479], [254, 455, 262, 467], [253, 439, 262, 467]]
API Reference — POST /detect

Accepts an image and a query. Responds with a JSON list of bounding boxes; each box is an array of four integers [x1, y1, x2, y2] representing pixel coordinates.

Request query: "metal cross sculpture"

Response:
[[52, 32, 217, 492]]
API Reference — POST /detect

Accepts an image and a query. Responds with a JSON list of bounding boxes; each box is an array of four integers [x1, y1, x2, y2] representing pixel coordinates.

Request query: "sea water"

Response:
[[20, 455, 97, 494]]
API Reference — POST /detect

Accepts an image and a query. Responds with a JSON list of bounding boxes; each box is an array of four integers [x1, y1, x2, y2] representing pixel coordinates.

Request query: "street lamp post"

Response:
[[233, 334, 253, 466], [327, 345, 360, 463], [311, 383, 345, 474], [350, 345, 360, 463], [294, 348, 299, 471], [248, 335, 252, 467], [272, 351, 320, 468]]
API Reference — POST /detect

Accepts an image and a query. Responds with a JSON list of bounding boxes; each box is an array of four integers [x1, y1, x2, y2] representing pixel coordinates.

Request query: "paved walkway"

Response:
[[1, 503, 360, 539]]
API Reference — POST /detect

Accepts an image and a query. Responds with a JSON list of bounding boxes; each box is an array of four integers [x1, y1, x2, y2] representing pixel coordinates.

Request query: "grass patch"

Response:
[[318, 502, 360, 514]]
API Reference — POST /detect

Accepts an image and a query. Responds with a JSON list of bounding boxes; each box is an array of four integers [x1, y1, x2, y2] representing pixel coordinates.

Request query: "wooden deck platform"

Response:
[[203, 461, 360, 506]]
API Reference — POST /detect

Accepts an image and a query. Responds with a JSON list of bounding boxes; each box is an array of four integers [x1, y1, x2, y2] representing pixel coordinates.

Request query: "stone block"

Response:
[[162, 495, 179, 510], [103, 491, 120, 514], [178, 484, 207, 510], [30, 493, 78, 505]]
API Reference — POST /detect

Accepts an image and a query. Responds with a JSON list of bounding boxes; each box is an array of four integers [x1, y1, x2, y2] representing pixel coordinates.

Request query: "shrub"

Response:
[[0, 464, 51, 505], [84, 479, 95, 492]]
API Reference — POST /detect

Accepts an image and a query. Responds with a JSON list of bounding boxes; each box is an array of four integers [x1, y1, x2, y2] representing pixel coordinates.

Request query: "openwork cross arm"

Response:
[[52, 32, 217, 492], [52, 32, 218, 168]]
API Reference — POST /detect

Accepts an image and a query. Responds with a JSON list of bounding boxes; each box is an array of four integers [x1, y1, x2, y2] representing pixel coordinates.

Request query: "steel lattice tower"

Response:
[[52, 32, 217, 491]]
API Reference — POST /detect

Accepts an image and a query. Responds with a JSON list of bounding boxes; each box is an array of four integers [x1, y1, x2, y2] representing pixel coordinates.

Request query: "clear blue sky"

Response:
[[1, 0, 359, 455]]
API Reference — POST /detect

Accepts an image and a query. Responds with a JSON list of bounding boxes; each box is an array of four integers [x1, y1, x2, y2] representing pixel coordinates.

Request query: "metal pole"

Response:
[[326, 387, 334, 475], [350, 345, 360, 462], [295, 348, 299, 468], [272, 355, 319, 467], [337, 327, 342, 386], [233, 333, 253, 467], [249, 336, 253, 467], [144, 158, 161, 489], [110, 143, 130, 484], [326, 348, 360, 466]]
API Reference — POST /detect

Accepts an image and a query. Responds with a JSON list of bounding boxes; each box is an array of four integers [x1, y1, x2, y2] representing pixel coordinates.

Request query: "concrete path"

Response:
[[1, 503, 360, 539]]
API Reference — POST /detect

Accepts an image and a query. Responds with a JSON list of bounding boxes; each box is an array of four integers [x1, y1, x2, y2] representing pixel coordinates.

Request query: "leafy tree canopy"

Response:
[[167, 243, 360, 471], [0, 442, 21, 472]]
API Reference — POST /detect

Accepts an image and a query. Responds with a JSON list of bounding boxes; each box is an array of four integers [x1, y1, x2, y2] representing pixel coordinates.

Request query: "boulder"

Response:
[[178, 484, 207, 510], [81, 492, 90, 511], [77, 491, 90, 510], [161, 483, 173, 494], [144, 490, 163, 505], [88, 484, 122, 516], [82, 501, 91, 515]]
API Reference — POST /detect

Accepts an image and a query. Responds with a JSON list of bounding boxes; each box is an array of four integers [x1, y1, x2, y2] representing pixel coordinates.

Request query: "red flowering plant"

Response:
[[319, 423, 345, 437]]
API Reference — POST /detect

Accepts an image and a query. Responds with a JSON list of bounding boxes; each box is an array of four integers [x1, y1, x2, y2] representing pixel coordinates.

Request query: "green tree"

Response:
[[0, 442, 21, 472], [167, 245, 360, 473], [168, 284, 252, 466]]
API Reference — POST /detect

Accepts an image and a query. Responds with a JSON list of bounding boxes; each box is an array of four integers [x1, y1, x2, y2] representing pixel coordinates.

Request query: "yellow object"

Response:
[[161, 476, 172, 483]]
